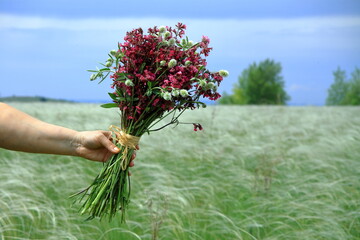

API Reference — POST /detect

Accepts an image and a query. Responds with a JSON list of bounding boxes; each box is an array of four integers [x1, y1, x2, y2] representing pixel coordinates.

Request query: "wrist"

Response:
[[69, 131, 83, 157]]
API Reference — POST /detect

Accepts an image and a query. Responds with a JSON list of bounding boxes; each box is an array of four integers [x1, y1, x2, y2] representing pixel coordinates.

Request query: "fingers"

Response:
[[99, 131, 138, 168], [131, 150, 136, 160], [99, 131, 120, 153], [102, 150, 114, 163]]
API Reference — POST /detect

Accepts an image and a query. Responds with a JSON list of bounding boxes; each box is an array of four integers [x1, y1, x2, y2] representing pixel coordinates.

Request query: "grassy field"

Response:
[[0, 103, 359, 240]]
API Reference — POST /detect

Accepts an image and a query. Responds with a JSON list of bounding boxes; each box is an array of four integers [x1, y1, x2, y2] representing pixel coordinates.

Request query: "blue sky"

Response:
[[0, 0, 359, 105]]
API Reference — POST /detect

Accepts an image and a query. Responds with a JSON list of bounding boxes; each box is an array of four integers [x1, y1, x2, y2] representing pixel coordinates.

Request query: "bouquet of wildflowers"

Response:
[[73, 23, 228, 222]]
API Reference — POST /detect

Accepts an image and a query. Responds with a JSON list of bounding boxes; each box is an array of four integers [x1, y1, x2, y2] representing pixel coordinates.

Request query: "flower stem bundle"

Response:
[[72, 23, 228, 222]]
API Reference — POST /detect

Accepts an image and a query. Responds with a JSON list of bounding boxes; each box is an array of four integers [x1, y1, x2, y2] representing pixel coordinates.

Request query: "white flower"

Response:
[[205, 82, 215, 91], [219, 70, 229, 77], [125, 79, 134, 86], [168, 59, 177, 68], [162, 92, 172, 101], [172, 89, 180, 97], [180, 89, 189, 97], [164, 31, 171, 38], [199, 80, 207, 87], [160, 60, 166, 66], [168, 38, 175, 45], [159, 26, 166, 33]]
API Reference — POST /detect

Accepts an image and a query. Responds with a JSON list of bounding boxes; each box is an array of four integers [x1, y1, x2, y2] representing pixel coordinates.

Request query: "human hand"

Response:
[[72, 130, 138, 165]]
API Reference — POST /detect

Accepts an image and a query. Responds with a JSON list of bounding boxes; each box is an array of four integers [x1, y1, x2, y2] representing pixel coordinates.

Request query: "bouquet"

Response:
[[72, 23, 228, 222]]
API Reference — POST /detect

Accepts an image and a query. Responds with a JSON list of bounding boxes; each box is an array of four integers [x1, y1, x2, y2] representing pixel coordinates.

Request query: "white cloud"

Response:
[[2, 13, 359, 58], [1, 13, 359, 33]]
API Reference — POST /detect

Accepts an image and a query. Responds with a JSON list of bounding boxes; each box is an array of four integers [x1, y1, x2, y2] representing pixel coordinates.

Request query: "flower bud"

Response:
[[185, 60, 191, 66], [168, 59, 177, 68], [199, 80, 207, 87], [164, 31, 171, 38], [90, 73, 97, 81], [180, 89, 189, 97], [162, 92, 172, 101], [160, 60, 166, 66], [219, 70, 229, 77], [168, 38, 175, 45], [181, 39, 187, 45], [105, 61, 112, 67], [110, 50, 118, 57], [159, 26, 166, 33], [172, 89, 180, 97], [188, 40, 194, 47], [205, 82, 215, 91], [125, 79, 134, 86]]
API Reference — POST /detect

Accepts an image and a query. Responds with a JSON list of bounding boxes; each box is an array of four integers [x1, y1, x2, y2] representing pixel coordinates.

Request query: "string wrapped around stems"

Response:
[[72, 126, 140, 222], [109, 125, 140, 170]]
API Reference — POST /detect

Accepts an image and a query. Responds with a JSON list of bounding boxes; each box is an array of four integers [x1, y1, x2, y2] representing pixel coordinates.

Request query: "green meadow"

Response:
[[1, 103, 359, 240]]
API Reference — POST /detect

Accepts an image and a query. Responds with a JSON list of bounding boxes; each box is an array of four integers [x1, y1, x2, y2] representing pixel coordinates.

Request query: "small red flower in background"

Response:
[[193, 123, 203, 131]]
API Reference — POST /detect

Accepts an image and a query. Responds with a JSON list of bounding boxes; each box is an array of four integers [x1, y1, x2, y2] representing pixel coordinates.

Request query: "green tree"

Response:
[[343, 67, 360, 105], [326, 67, 348, 105], [219, 59, 290, 105], [218, 87, 246, 105]]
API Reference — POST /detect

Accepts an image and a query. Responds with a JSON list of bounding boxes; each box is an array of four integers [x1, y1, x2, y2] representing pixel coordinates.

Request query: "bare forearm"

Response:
[[0, 103, 78, 156]]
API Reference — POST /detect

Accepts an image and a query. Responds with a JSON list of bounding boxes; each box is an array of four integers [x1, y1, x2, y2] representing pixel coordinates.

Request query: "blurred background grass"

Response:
[[0, 103, 359, 240]]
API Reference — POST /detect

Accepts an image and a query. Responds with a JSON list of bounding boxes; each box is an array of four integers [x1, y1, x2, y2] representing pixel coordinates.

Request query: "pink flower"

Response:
[[202, 36, 210, 44]]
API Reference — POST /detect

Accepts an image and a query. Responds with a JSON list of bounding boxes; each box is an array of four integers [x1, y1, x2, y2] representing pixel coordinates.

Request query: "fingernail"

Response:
[[114, 147, 119, 151]]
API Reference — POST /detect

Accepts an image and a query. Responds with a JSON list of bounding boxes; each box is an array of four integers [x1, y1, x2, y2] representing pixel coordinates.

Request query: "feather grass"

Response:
[[0, 103, 359, 239]]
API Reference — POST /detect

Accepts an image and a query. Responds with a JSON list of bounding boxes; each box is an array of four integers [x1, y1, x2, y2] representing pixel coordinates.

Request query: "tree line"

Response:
[[326, 67, 360, 105], [218, 59, 359, 106]]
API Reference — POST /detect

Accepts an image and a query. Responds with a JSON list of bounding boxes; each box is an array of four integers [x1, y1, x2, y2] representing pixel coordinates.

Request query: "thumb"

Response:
[[99, 131, 120, 153]]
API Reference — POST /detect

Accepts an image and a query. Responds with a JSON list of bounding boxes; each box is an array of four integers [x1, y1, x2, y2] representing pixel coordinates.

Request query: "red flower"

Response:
[[193, 123, 203, 131], [104, 23, 225, 120]]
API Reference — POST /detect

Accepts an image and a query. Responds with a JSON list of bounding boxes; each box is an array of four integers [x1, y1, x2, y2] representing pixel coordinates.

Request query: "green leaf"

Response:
[[145, 81, 155, 96], [198, 65, 205, 73], [100, 103, 118, 108], [115, 72, 129, 81], [116, 97, 126, 101], [108, 92, 117, 100], [145, 89, 152, 96], [118, 72, 128, 77], [116, 89, 124, 97], [116, 76, 126, 81], [139, 62, 146, 73]]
